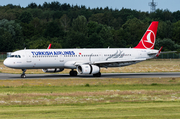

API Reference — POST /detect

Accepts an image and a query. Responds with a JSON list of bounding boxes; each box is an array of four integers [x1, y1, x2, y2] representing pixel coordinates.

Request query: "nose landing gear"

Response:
[[21, 69, 26, 78]]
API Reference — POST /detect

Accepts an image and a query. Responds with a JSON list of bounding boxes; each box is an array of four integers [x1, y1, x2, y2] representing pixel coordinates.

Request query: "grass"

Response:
[[1, 59, 180, 74], [0, 78, 180, 106], [0, 102, 180, 119], [0, 59, 180, 118], [0, 78, 180, 118]]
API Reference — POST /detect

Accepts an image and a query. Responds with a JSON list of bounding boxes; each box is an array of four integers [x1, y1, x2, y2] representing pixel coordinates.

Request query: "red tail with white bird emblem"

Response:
[[134, 21, 159, 49]]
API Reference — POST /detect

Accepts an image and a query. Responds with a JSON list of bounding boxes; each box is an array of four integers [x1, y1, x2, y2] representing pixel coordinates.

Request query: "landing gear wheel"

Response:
[[93, 72, 101, 77], [21, 74, 26, 78], [21, 69, 26, 78], [69, 70, 77, 76]]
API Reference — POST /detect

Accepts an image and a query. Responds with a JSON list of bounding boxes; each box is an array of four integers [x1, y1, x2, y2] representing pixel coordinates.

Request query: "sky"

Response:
[[0, 0, 180, 12]]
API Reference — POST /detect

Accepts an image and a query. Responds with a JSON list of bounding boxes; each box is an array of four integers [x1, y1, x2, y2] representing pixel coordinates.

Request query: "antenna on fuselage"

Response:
[[24, 47, 26, 50]]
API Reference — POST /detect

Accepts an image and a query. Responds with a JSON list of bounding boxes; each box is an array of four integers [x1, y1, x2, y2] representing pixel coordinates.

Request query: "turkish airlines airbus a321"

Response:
[[3, 21, 162, 78]]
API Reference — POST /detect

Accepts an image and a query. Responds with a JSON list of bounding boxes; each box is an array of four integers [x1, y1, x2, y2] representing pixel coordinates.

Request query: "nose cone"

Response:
[[3, 58, 13, 68], [3, 59, 10, 67]]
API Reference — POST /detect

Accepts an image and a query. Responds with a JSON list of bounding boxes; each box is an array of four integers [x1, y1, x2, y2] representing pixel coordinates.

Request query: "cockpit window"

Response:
[[10, 55, 14, 57], [10, 55, 21, 58]]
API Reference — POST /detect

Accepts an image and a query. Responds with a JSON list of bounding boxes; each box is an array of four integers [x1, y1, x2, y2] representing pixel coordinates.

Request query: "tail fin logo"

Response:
[[134, 21, 158, 49], [142, 30, 155, 49]]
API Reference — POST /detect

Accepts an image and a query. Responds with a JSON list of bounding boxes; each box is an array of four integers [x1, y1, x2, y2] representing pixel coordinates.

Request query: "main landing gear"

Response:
[[21, 69, 26, 78], [69, 69, 77, 76], [93, 72, 101, 77]]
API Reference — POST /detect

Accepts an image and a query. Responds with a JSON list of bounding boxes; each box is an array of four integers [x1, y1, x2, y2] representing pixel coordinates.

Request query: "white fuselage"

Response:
[[3, 21, 160, 77], [3, 48, 158, 69]]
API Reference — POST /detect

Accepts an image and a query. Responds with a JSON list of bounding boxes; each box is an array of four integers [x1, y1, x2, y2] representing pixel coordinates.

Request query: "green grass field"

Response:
[[0, 78, 180, 118], [1, 102, 180, 119], [0, 59, 180, 118]]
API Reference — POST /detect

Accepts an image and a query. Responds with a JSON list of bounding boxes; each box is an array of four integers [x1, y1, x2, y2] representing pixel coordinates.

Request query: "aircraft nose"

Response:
[[3, 58, 11, 67]]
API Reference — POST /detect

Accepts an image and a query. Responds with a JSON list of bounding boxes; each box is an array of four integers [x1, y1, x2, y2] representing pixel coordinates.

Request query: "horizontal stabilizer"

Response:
[[161, 51, 177, 54]]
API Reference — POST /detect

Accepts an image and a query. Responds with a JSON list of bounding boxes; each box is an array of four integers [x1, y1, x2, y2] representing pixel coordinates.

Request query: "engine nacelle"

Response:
[[77, 65, 100, 74], [42, 68, 64, 73]]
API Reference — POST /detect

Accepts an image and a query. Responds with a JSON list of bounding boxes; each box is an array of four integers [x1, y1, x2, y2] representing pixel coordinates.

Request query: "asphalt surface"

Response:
[[0, 72, 180, 79]]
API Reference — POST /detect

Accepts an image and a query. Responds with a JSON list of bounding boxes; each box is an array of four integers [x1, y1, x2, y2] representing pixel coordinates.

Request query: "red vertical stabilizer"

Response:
[[134, 21, 159, 49]]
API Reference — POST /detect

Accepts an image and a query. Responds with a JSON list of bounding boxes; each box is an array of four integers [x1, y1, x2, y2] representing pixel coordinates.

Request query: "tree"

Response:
[[64, 31, 88, 48], [172, 20, 180, 44], [0, 19, 23, 51], [60, 14, 70, 32], [29, 17, 42, 37], [158, 21, 173, 39], [101, 12, 114, 26], [52, 11, 63, 19], [49, 1, 61, 11], [155, 38, 180, 51], [87, 21, 99, 36], [0, 31, 13, 51], [173, 10, 180, 22], [99, 25, 114, 47], [40, 10, 53, 22], [28, 8, 43, 18], [44, 21, 64, 38], [27, 3, 37, 8], [87, 33, 103, 48], [61, 3, 71, 11], [72, 15, 88, 34], [89, 13, 104, 24], [112, 28, 127, 48], [19, 11, 33, 24], [122, 18, 147, 47], [28, 37, 62, 49], [21, 23, 34, 39]]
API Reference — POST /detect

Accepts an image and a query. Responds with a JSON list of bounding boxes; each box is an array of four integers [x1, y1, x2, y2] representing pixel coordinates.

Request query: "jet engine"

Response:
[[77, 65, 100, 74], [42, 68, 64, 73]]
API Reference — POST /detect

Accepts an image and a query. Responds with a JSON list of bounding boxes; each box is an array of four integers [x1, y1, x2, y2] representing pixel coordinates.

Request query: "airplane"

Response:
[[3, 21, 162, 78]]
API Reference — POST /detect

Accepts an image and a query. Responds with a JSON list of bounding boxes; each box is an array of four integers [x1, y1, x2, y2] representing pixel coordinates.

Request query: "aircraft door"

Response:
[[26, 51, 32, 63], [99, 52, 103, 61], [59, 54, 64, 62]]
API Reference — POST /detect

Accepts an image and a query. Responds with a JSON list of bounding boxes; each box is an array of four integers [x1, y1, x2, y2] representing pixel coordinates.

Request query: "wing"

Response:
[[90, 58, 146, 66]]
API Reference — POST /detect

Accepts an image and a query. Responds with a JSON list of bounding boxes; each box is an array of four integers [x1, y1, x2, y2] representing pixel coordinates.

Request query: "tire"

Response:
[[70, 71, 77, 76], [21, 74, 26, 78], [93, 72, 101, 77]]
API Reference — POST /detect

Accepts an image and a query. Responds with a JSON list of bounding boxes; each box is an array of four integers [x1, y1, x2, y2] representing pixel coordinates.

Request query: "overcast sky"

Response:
[[1, 0, 180, 12]]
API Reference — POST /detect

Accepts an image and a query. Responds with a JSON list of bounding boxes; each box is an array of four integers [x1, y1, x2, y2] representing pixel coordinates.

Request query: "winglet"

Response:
[[47, 44, 51, 49], [156, 46, 163, 57]]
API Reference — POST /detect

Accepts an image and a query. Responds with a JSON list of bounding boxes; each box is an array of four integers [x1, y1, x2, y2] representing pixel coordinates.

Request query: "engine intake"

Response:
[[42, 68, 64, 73], [77, 65, 100, 74]]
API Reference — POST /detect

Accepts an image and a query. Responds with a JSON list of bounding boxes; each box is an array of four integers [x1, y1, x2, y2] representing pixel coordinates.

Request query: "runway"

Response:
[[0, 72, 180, 79]]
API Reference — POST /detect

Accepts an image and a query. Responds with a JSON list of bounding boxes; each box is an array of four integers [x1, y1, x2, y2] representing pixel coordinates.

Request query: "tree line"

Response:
[[0, 1, 180, 52]]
